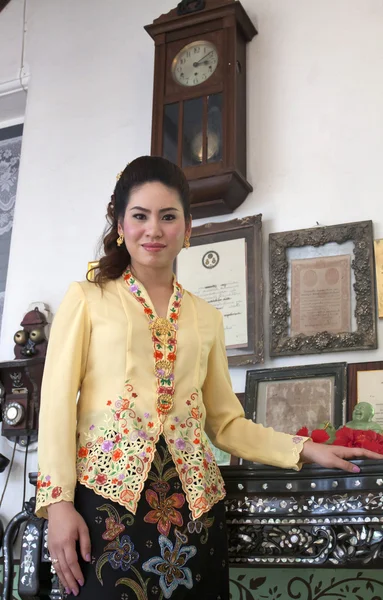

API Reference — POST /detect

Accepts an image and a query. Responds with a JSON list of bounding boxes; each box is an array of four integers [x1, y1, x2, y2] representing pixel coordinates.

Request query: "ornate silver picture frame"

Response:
[[269, 220, 377, 357]]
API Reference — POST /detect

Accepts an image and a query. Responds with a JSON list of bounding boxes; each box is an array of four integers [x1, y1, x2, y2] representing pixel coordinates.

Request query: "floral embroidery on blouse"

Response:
[[164, 391, 226, 519], [76, 381, 163, 514], [123, 268, 183, 416], [36, 473, 73, 506]]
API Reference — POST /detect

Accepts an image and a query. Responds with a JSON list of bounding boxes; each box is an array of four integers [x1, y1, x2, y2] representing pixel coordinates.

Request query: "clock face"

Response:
[[172, 40, 218, 87]]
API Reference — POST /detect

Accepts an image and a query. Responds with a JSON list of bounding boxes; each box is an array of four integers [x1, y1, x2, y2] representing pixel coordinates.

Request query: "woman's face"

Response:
[[118, 181, 191, 271]]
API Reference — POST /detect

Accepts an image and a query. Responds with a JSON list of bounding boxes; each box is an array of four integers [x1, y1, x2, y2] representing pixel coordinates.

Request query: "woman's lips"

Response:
[[142, 243, 166, 252]]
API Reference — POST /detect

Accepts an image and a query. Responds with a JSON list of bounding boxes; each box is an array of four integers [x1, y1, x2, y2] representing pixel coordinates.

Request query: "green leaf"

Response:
[[164, 467, 178, 481], [96, 503, 119, 521], [366, 581, 374, 592], [95, 553, 109, 585]]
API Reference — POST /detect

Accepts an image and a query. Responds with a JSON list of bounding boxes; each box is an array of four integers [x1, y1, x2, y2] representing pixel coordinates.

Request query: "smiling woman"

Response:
[[36, 156, 382, 600]]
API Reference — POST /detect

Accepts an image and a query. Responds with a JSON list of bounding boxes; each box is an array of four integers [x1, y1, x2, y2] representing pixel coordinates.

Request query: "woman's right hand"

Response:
[[47, 501, 91, 597]]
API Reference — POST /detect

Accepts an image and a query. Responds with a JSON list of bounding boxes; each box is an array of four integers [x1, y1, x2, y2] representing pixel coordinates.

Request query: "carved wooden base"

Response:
[[222, 459, 383, 568]]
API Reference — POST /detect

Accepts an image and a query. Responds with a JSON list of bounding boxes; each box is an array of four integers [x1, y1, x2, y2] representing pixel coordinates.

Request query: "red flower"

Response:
[[112, 478, 118, 484], [144, 489, 185, 536], [52, 487, 62, 499], [107, 400, 112, 406], [148, 422, 154, 428], [333, 427, 383, 454], [144, 307, 153, 315], [83, 475, 89, 481], [168, 352, 176, 362], [154, 350, 163, 360], [193, 438, 200, 444], [132, 393, 138, 398], [173, 301, 180, 308], [203, 459, 208, 469], [112, 449, 123, 462], [171, 314, 178, 321], [138, 297, 145, 303], [78, 446, 88, 458], [333, 427, 356, 448], [170, 425, 176, 431], [176, 458, 183, 464], [311, 429, 330, 444], [96, 474, 108, 485], [123, 428, 129, 434], [296, 426, 309, 437], [169, 338, 177, 345]]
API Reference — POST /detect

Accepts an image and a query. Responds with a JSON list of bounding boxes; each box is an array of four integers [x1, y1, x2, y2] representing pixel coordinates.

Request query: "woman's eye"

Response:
[[133, 213, 146, 220], [162, 214, 176, 221]]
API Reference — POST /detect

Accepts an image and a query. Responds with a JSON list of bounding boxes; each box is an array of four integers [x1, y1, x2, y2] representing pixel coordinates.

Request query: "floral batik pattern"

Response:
[[66, 437, 229, 599]]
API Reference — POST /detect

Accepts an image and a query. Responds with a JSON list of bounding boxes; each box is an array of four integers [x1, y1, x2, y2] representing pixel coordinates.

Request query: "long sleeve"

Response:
[[35, 282, 91, 518], [202, 312, 308, 469]]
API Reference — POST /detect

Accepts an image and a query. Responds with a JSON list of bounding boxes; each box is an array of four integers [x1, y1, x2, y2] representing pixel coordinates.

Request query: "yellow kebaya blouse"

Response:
[[35, 270, 308, 520]]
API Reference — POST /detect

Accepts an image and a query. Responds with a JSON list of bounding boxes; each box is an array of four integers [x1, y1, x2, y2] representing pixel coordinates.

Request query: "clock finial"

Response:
[[177, 0, 205, 16]]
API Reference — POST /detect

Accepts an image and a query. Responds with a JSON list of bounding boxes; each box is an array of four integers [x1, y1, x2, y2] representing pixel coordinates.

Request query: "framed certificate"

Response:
[[269, 220, 377, 357], [177, 215, 263, 366], [348, 361, 383, 426]]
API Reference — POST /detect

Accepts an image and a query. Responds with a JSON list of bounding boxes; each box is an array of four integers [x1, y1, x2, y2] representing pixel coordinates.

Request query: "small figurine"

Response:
[[345, 402, 383, 433], [13, 307, 48, 359]]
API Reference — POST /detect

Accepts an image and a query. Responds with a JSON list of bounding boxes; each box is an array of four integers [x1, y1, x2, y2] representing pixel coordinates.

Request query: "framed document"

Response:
[[269, 220, 377, 356], [244, 363, 346, 435], [348, 361, 383, 426], [177, 215, 263, 366]]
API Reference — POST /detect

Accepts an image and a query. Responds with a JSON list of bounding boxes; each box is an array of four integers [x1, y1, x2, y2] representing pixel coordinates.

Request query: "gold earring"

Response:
[[183, 237, 190, 249], [117, 233, 124, 247]]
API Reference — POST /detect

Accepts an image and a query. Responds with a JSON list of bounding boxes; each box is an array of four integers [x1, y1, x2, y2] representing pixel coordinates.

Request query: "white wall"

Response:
[[0, 0, 383, 524], [0, 0, 28, 126]]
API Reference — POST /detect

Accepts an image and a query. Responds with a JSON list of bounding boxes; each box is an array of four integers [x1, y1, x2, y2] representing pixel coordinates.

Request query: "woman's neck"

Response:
[[129, 262, 174, 292]]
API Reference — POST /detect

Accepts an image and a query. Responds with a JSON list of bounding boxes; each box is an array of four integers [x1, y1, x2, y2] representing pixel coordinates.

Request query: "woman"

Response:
[[36, 156, 380, 599]]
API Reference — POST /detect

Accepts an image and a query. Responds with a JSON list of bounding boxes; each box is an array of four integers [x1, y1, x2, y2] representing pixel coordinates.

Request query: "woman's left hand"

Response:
[[300, 440, 382, 472]]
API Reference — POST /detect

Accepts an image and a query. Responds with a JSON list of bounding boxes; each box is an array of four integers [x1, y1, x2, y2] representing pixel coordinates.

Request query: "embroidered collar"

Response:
[[123, 268, 183, 416]]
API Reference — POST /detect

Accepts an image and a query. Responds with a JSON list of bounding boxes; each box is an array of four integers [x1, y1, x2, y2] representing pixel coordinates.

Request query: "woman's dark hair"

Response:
[[88, 156, 191, 285]]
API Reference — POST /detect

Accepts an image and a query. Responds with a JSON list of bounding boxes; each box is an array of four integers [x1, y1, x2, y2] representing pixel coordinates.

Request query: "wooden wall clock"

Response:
[[0, 0, 12, 14], [145, 0, 257, 219]]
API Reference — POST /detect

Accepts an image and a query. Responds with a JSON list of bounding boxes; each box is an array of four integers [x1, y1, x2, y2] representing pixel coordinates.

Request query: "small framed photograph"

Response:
[[347, 361, 383, 425], [269, 220, 377, 356], [244, 363, 347, 435], [177, 215, 263, 366]]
